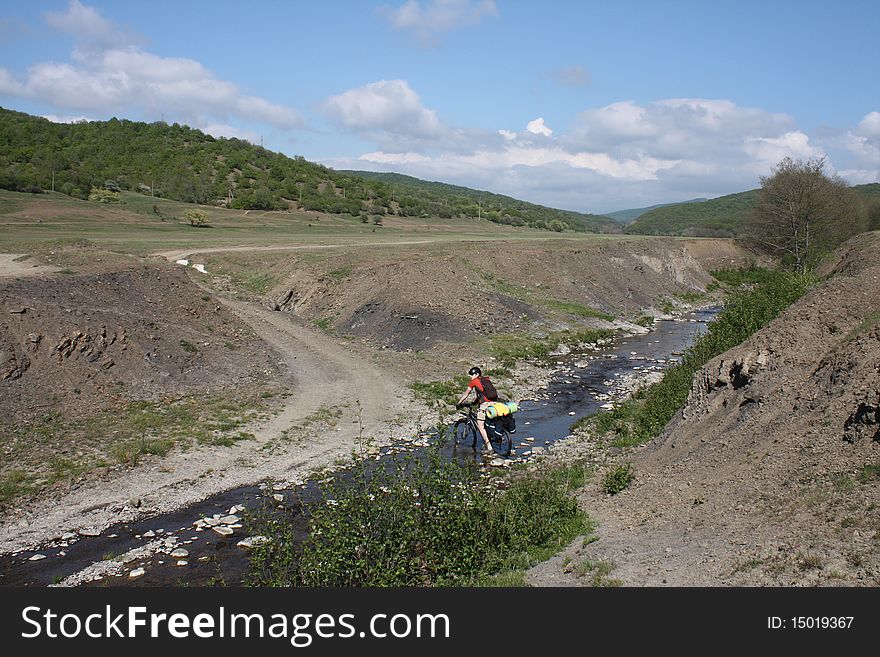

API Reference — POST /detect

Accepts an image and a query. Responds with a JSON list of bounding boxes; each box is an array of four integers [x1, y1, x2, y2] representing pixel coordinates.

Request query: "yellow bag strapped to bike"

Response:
[[485, 401, 518, 418]]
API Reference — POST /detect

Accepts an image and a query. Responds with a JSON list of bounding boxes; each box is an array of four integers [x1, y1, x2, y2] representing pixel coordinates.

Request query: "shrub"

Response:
[[602, 464, 634, 495], [247, 449, 593, 586]]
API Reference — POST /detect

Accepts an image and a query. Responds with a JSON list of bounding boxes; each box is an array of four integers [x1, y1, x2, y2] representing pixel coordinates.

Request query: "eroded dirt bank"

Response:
[[1, 236, 748, 555], [527, 233, 880, 586]]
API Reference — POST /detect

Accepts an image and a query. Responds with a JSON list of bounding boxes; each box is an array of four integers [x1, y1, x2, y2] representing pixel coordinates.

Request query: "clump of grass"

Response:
[[313, 317, 333, 332], [247, 450, 594, 587], [110, 437, 175, 465], [574, 559, 620, 586], [602, 463, 634, 495], [857, 463, 880, 484], [410, 376, 470, 407], [179, 339, 199, 353], [634, 315, 654, 327], [797, 553, 824, 571], [674, 291, 707, 305]]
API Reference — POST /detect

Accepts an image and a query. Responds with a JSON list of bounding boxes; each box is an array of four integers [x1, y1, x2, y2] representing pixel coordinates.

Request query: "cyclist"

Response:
[[456, 366, 497, 454]]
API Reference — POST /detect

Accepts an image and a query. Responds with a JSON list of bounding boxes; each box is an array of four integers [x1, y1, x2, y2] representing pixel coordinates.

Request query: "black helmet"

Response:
[[468, 366, 482, 376]]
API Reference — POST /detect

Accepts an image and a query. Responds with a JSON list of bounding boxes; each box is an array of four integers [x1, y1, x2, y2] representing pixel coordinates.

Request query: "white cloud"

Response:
[[42, 113, 92, 124], [0, 67, 24, 95], [379, 0, 498, 45], [526, 117, 553, 137], [44, 0, 125, 48], [1, 2, 302, 134], [323, 79, 440, 135], [323, 94, 851, 213], [201, 123, 260, 144], [858, 111, 880, 137]]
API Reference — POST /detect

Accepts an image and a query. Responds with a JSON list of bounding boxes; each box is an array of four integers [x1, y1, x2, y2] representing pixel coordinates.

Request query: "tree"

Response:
[[746, 157, 866, 273], [183, 208, 208, 227]]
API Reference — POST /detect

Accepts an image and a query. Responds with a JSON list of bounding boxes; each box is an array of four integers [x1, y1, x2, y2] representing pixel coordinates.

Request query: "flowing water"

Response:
[[0, 308, 717, 587]]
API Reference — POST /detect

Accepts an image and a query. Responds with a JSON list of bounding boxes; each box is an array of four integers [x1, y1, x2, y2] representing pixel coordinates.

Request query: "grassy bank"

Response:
[[577, 267, 815, 447], [247, 445, 594, 586]]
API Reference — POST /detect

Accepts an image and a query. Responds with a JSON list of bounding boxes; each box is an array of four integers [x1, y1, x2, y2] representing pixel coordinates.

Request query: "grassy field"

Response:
[[0, 190, 644, 257]]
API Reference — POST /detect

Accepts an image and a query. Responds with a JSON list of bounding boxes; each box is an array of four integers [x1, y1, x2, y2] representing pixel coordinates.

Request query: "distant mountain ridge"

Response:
[[0, 106, 620, 234]]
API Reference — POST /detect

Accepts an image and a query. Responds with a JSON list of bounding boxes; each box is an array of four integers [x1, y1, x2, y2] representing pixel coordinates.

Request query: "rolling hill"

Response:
[[626, 183, 880, 237], [604, 198, 708, 224], [0, 107, 620, 234]]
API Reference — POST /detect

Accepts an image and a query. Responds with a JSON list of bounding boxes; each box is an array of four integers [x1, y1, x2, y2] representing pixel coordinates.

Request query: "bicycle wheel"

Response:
[[453, 419, 478, 449], [493, 428, 512, 456]]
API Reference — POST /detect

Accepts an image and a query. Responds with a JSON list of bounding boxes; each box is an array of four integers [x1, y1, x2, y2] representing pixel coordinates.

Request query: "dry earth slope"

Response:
[[529, 232, 880, 586]]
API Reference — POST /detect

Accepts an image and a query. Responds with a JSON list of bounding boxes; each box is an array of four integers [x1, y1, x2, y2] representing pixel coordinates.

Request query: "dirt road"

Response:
[[0, 291, 430, 553]]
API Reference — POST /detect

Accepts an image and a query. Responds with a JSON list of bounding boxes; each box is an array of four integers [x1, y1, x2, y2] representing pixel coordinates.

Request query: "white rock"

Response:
[[61, 532, 77, 541], [142, 530, 155, 538], [237, 536, 269, 549], [80, 528, 101, 537], [28, 554, 46, 561], [175, 259, 189, 266], [273, 494, 284, 502], [192, 264, 208, 274], [129, 568, 145, 579], [203, 518, 221, 527], [220, 515, 240, 525], [170, 548, 189, 558], [176, 560, 188, 567], [213, 526, 234, 536], [568, 411, 576, 416]]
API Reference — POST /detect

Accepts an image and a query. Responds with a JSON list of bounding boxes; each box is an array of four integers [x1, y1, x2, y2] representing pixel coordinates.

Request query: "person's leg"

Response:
[[476, 403, 493, 451]]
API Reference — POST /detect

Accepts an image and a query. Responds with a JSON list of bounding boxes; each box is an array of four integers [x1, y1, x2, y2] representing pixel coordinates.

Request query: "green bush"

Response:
[[602, 464, 634, 495], [247, 449, 593, 586]]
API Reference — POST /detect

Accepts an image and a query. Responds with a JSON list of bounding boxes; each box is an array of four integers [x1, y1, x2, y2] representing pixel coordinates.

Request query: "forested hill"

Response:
[[626, 183, 880, 237], [340, 170, 618, 233], [0, 107, 619, 233]]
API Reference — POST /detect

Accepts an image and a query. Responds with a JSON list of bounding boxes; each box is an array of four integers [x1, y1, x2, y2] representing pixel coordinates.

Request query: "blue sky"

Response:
[[1, 0, 878, 213]]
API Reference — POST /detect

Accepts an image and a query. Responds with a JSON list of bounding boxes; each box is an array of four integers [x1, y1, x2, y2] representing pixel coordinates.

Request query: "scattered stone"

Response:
[[80, 528, 101, 537], [273, 494, 284, 502], [61, 532, 76, 541], [237, 536, 269, 549], [212, 526, 234, 536], [220, 515, 240, 525], [28, 554, 46, 561], [176, 560, 188, 567], [142, 530, 156, 538], [170, 548, 189, 558], [129, 568, 145, 579]]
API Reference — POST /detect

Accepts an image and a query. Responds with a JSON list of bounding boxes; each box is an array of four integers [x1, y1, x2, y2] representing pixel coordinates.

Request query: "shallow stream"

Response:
[[0, 308, 717, 587]]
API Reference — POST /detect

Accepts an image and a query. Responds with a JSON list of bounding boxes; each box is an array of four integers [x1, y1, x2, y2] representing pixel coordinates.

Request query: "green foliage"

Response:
[[626, 190, 757, 236], [410, 376, 470, 407], [634, 315, 654, 327], [0, 107, 619, 233], [626, 182, 879, 238], [857, 464, 880, 484], [88, 186, 121, 203], [247, 450, 593, 586], [595, 268, 814, 448], [602, 463, 634, 495], [488, 328, 614, 368], [183, 208, 208, 227]]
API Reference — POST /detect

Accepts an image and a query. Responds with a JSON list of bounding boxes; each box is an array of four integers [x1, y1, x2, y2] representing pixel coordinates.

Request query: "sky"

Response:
[[0, 0, 878, 214]]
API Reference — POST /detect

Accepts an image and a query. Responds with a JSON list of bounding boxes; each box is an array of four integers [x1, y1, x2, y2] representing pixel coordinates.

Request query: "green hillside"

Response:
[[625, 190, 758, 236], [605, 198, 707, 223], [343, 170, 618, 233], [626, 182, 879, 237], [0, 107, 619, 234]]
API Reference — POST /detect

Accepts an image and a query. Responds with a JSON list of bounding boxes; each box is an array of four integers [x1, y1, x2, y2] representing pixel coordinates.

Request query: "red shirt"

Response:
[[467, 377, 488, 401]]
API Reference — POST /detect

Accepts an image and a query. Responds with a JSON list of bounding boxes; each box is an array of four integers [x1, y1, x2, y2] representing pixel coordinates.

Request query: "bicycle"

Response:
[[452, 403, 512, 457]]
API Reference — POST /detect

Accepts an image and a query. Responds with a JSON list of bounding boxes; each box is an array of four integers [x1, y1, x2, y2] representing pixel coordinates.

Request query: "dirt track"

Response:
[[0, 289, 429, 553]]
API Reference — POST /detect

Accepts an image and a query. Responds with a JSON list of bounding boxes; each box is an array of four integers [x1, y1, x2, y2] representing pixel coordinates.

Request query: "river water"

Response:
[[0, 308, 717, 587]]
